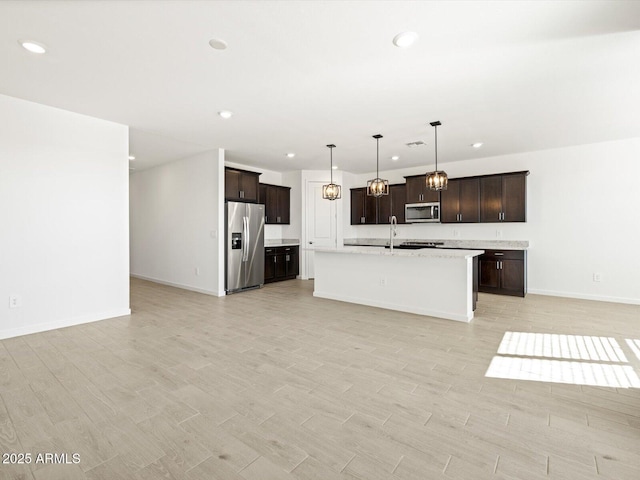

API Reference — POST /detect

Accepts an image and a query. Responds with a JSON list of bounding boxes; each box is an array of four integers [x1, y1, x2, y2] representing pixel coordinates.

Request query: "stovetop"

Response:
[[385, 241, 445, 250]]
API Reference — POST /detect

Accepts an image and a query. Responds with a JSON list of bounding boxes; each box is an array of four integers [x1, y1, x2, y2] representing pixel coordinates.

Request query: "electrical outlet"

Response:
[[593, 273, 602, 282], [210, 230, 217, 239], [453, 229, 460, 238], [195, 267, 200, 276], [380, 278, 387, 286], [496, 229, 503, 238], [9, 294, 22, 309]]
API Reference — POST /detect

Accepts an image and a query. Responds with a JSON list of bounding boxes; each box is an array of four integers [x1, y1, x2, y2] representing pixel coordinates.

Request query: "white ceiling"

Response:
[[1, 1, 639, 173]]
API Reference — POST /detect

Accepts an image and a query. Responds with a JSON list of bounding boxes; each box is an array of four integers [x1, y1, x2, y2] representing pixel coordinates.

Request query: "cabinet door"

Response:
[[350, 188, 365, 224], [240, 172, 259, 202], [377, 193, 391, 224], [405, 176, 424, 203], [265, 185, 278, 224], [501, 259, 525, 295], [480, 175, 502, 222], [365, 194, 378, 224], [258, 184, 267, 204], [478, 258, 500, 291], [225, 169, 241, 200], [277, 187, 290, 224], [502, 173, 526, 222], [458, 178, 480, 223], [440, 180, 460, 223], [274, 253, 287, 278], [264, 251, 276, 283], [423, 188, 440, 203], [479, 258, 500, 290], [390, 184, 406, 224], [285, 247, 299, 277]]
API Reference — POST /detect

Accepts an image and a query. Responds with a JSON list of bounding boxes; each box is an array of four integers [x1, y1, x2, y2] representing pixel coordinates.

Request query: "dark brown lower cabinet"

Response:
[[265, 246, 299, 284], [479, 250, 526, 297]]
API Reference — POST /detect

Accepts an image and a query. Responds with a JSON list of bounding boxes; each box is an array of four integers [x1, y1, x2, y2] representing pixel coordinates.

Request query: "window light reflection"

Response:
[[485, 356, 640, 389], [497, 332, 627, 362], [625, 339, 640, 361]]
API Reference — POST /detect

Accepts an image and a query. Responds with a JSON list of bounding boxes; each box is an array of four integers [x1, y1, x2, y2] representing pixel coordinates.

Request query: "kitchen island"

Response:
[[313, 246, 484, 322]]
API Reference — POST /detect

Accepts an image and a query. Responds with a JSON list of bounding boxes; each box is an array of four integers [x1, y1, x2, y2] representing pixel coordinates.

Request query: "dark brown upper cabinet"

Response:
[[480, 172, 528, 223], [350, 187, 377, 225], [259, 183, 291, 224], [440, 178, 480, 223], [405, 175, 439, 204], [377, 184, 406, 224], [225, 167, 260, 202], [351, 185, 405, 225]]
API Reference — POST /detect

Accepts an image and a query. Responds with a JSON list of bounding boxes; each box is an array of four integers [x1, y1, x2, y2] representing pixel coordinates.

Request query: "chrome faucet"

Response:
[[389, 215, 398, 252]]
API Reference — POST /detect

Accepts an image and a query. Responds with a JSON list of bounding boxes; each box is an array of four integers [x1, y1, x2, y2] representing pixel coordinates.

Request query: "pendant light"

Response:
[[425, 121, 448, 191], [322, 144, 341, 200], [367, 134, 389, 197]]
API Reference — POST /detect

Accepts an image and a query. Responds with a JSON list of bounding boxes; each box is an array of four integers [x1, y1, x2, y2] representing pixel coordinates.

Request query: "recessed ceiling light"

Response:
[[332, 165, 338, 170], [19, 40, 46, 54], [128, 155, 136, 161], [472, 142, 484, 148], [391, 155, 399, 161], [286, 153, 295, 158], [208, 38, 228, 50], [392, 32, 418, 48], [218, 110, 233, 119]]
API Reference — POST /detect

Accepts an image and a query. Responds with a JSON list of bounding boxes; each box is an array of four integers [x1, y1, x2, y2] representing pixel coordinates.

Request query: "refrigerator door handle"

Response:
[[243, 216, 250, 262]]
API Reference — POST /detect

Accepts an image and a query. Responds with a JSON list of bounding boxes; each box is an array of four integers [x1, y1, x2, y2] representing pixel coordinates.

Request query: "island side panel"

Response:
[[313, 250, 474, 322]]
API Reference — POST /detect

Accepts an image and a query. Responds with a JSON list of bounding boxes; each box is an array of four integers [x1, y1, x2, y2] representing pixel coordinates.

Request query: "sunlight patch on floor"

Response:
[[486, 332, 640, 389], [497, 331, 627, 362], [625, 338, 640, 361], [485, 356, 640, 388]]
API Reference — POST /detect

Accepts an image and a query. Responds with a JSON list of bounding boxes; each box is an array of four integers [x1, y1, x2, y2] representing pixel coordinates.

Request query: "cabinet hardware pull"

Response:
[[274, 256, 276, 263], [495, 252, 504, 256], [277, 216, 281, 223], [286, 255, 290, 261], [361, 216, 365, 223]]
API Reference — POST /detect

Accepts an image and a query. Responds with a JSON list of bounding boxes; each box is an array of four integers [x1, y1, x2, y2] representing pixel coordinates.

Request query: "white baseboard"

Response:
[[0, 308, 131, 340], [313, 291, 472, 323], [130, 273, 224, 297], [527, 288, 640, 305]]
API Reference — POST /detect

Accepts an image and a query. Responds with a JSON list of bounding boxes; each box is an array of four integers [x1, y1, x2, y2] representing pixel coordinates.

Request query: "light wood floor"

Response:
[[1, 278, 639, 480]]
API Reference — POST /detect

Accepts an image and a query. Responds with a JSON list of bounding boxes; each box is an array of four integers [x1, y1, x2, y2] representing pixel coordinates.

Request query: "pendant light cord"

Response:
[[330, 147, 333, 183], [434, 124, 438, 171], [376, 137, 380, 177]]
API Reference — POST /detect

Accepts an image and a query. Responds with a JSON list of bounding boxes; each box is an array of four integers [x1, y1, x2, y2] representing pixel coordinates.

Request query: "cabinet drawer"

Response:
[[481, 250, 524, 261]]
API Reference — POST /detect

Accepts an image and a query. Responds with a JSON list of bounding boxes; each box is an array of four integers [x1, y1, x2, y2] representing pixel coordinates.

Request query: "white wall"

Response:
[[346, 137, 640, 304], [130, 150, 225, 295], [0, 94, 130, 339]]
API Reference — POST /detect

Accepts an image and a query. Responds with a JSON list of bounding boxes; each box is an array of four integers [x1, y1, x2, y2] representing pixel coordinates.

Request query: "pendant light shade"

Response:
[[425, 121, 448, 191], [367, 134, 389, 197], [322, 144, 341, 200]]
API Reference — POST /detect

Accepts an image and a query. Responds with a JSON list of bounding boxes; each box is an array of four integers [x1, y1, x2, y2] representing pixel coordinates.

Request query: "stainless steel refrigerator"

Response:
[[226, 201, 265, 293]]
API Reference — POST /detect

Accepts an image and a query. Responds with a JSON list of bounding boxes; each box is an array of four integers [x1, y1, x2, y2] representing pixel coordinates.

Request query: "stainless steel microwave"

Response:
[[405, 202, 440, 223]]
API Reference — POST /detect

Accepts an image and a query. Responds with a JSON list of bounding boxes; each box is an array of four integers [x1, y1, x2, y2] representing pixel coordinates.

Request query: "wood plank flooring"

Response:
[[1, 278, 639, 479]]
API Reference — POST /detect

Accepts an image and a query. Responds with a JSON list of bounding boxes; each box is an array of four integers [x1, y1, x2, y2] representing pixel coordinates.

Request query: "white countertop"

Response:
[[343, 238, 529, 250], [265, 238, 300, 247], [314, 245, 483, 259]]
